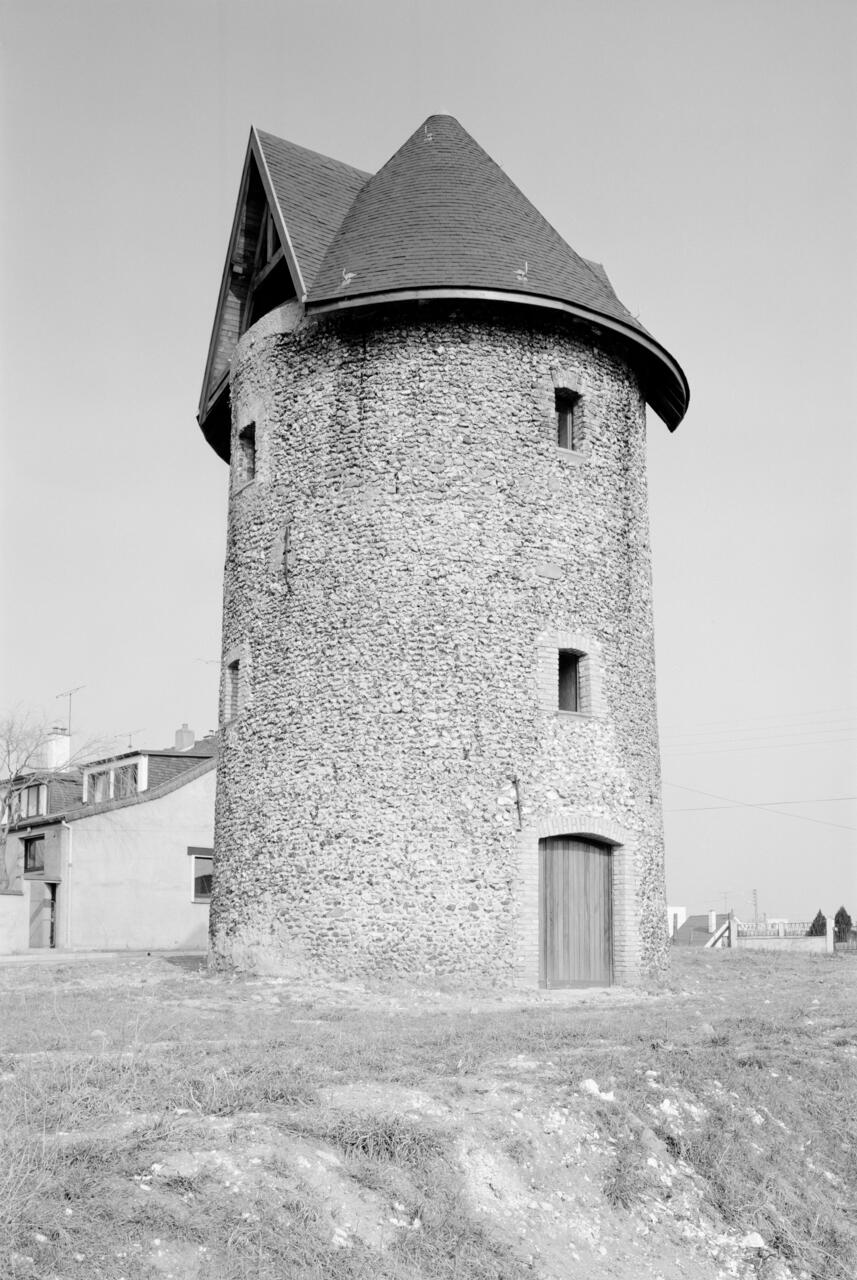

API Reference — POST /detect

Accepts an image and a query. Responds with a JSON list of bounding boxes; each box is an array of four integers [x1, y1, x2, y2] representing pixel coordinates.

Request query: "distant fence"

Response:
[[729, 916, 834, 954], [737, 921, 815, 939]]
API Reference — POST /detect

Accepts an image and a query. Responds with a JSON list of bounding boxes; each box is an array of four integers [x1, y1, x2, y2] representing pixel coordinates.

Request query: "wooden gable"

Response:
[[198, 133, 301, 460]]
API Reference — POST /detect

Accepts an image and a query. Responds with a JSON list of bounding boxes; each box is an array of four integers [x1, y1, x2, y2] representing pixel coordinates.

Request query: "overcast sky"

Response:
[[1, 0, 854, 922]]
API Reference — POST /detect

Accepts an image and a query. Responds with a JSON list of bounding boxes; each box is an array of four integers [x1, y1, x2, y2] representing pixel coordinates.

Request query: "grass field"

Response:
[[1, 947, 854, 1279]]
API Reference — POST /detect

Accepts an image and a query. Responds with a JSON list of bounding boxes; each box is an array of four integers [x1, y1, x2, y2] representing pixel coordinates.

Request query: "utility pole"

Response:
[[752, 887, 758, 929], [56, 685, 85, 749]]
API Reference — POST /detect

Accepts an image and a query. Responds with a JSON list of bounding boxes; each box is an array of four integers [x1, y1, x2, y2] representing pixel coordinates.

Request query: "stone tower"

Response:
[[198, 115, 689, 986]]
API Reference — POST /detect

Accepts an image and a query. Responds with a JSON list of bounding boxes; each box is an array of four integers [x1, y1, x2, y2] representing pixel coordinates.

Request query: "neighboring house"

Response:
[[673, 912, 731, 947], [667, 905, 687, 939], [0, 727, 216, 954]]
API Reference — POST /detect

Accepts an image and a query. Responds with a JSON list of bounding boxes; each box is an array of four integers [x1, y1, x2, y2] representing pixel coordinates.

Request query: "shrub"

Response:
[[807, 910, 827, 937], [834, 905, 853, 943]]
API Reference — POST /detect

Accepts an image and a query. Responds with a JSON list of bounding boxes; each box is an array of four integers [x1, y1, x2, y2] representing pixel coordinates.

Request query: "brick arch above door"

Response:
[[534, 811, 628, 846]]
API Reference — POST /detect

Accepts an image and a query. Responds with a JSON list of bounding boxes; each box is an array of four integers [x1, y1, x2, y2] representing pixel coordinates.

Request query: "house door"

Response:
[[29, 882, 56, 949], [540, 837, 612, 987]]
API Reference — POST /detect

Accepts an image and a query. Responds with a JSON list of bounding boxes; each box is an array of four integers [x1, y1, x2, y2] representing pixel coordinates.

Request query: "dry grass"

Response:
[[0, 948, 854, 1278]]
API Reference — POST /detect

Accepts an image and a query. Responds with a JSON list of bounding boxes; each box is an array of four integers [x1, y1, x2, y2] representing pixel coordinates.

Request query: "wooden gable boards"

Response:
[[198, 130, 300, 452]]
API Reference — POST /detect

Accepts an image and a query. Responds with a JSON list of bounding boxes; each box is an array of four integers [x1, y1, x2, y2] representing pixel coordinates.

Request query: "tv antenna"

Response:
[[56, 685, 85, 743]]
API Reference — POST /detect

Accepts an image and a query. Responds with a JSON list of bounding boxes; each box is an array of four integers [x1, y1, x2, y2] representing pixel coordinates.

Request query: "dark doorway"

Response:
[[29, 882, 57, 949]]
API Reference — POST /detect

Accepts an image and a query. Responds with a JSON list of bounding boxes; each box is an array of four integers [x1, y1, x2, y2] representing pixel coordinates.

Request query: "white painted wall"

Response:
[[66, 768, 215, 951], [0, 891, 29, 953], [667, 905, 686, 937]]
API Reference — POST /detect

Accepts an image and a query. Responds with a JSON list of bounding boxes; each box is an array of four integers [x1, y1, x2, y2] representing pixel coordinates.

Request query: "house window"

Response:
[[113, 764, 138, 799], [226, 659, 241, 721], [24, 836, 45, 874], [87, 770, 111, 803], [20, 784, 47, 819], [558, 650, 580, 712], [189, 847, 213, 901], [236, 423, 256, 486], [555, 390, 580, 451]]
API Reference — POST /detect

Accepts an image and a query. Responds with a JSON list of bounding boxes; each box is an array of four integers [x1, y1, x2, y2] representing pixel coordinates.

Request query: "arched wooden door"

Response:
[[540, 836, 613, 987]]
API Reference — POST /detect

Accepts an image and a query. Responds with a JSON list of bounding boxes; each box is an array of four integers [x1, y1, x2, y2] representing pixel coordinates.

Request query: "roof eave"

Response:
[[306, 286, 689, 429], [197, 128, 309, 438], [197, 134, 256, 426]]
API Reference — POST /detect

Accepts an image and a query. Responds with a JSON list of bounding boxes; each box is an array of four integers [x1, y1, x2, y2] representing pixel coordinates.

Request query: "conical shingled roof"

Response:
[[200, 116, 687, 439], [304, 115, 688, 428], [309, 115, 634, 322]]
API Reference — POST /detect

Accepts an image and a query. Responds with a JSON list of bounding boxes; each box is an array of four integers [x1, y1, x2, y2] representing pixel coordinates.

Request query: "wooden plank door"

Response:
[[540, 837, 612, 987]]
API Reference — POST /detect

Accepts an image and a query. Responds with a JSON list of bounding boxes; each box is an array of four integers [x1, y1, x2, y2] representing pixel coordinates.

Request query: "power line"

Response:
[[660, 707, 857, 733], [665, 793, 857, 810], [662, 781, 857, 832], [662, 737, 856, 757], [661, 728, 857, 747], [661, 714, 857, 736], [661, 727, 857, 747]]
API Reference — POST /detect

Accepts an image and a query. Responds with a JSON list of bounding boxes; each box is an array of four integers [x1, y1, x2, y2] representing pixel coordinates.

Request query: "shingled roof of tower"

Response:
[[202, 115, 688, 436], [300, 114, 688, 429], [308, 115, 639, 323]]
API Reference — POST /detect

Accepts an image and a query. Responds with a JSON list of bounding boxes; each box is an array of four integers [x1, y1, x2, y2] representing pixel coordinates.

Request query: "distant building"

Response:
[[673, 910, 731, 947], [0, 726, 215, 954], [667, 905, 687, 939]]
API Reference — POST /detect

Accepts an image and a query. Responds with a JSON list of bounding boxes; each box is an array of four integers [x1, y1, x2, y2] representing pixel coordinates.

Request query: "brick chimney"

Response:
[[174, 723, 195, 751]]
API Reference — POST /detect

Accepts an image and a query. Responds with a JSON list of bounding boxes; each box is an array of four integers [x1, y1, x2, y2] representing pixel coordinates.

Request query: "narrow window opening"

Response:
[[226, 659, 241, 721], [558, 650, 580, 712], [555, 391, 580, 451], [236, 423, 256, 485], [283, 523, 291, 584]]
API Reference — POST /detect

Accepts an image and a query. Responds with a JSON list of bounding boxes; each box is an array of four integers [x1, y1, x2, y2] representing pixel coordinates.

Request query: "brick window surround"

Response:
[[536, 629, 605, 718], [549, 367, 589, 459], [555, 389, 580, 451]]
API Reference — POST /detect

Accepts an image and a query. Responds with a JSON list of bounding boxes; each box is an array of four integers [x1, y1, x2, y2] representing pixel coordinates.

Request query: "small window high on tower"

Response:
[[236, 423, 256, 486], [226, 659, 241, 721], [555, 391, 580, 451], [558, 650, 580, 712]]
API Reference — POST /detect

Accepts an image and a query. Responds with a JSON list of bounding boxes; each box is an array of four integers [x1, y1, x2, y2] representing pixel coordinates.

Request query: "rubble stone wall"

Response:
[[210, 302, 668, 983]]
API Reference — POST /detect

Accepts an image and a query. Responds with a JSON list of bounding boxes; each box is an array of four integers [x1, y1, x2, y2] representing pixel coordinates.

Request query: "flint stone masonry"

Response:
[[211, 301, 668, 984]]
